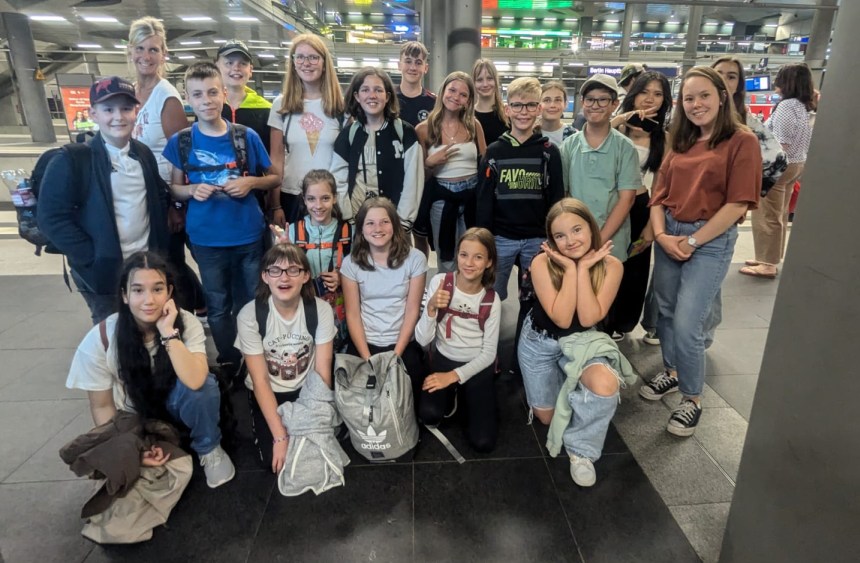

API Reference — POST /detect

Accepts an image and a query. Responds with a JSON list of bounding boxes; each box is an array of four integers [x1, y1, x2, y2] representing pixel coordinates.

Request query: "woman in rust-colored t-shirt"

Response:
[[638, 67, 761, 438]]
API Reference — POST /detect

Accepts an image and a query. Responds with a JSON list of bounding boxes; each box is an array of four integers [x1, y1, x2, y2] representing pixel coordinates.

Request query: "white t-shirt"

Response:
[[415, 273, 501, 382], [268, 96, 342, 195], [340, 248, 427, 347], [235, 296, 336, 393], [105, 140, 150, 259], [133, 78, 183, 182], [66, 310, 207, 412]]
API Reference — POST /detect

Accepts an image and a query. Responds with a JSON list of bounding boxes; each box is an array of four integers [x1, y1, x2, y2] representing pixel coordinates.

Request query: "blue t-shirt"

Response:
[[164, 121, 271, 247]]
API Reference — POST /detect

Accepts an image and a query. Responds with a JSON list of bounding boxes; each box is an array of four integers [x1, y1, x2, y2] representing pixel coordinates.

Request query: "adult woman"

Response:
[[269, 33, 345, 226], [66, 252, 235, 488], [740, 62, 814, 278], [128, 16, 204, 319], [604, 71, 672, 339], [472, 59, 508, 145], [640, 67, 761, 437], [415, 71, 486, 273]]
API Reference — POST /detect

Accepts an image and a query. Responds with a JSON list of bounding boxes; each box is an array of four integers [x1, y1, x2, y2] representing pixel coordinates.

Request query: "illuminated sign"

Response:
[[482, 27, 571, 37]]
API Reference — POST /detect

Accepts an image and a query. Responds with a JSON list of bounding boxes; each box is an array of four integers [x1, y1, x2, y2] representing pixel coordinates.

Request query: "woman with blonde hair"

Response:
[[415, 71, 486, 272], [269, 33, 345, 226], [472, 59, 508, 145]]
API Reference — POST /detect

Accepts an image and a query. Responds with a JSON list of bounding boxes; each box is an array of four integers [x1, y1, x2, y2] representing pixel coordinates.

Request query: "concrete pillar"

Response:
[[682, 5, 704, 74], [422, 0, 447, 92], [447, 1, 481, 75], [83, 54, 101, 77], [620, 4, 634, 60], [1, 12, 56, 142], [805, 0, 837, 87], [719, 1, 860, 562]]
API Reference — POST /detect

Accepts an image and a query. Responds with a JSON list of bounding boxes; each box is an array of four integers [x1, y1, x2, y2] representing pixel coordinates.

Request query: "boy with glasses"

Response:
[[560, 74, 640, 268], [476, 77, 564, 300]]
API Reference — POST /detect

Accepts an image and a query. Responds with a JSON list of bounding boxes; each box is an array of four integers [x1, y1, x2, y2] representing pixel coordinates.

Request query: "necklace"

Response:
[[442, 121, 460, 143]]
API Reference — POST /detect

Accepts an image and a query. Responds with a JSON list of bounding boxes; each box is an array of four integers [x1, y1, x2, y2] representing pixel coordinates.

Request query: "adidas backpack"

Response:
[[334, 351, 418, 462]]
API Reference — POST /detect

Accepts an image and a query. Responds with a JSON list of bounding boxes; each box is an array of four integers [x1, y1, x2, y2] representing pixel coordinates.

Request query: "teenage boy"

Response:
[[216, 39, 272, 213], [395, 41, 435, 127], [476, 77, 564, 301], [39, 76, 170, 324], [164, 62, 280, 377], [560, 74, 640, 266]]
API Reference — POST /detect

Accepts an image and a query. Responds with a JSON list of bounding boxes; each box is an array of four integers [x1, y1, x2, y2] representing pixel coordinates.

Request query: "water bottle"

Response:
[[2, 169, 35, 208]]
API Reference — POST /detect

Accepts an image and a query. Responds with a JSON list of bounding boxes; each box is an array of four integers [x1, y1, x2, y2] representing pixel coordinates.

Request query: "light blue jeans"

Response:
[[165, 374, 222, 456], [518, 316, 619, 461], [494, 236, 543, 301], [653, 211, 737, 398]]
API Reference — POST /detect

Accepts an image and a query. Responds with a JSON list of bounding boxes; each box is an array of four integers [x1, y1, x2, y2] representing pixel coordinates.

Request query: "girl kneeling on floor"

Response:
[[518, 198, 636, 487], [235, 243, 336, 473], [66, 251, 235, 489], [415, 228, 501, 452], [341, 197, 427, 398]]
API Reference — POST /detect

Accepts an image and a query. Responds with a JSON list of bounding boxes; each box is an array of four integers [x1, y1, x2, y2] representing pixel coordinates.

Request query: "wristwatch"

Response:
[[687, 236, 700, 249]]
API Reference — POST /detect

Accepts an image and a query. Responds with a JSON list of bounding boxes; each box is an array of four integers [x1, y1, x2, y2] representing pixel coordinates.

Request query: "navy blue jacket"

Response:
[[38, 133, 170, 294]]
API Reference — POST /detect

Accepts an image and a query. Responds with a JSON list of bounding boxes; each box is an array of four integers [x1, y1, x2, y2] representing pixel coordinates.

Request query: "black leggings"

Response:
[[419, 352, 498, 453], [346, 340, 426, 407], [248, 387, 301, 470]]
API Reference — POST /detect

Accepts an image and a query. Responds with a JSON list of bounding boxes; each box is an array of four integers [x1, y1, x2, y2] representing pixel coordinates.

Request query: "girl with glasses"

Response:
[[235, 243, 337, 473], [269, 33, 345, 226]]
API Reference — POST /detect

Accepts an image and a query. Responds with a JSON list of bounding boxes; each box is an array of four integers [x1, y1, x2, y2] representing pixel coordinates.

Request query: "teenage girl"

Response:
[[538, 80, 577, 147], [340, 198, 428, 396], [235, 243, 336, 473], [518, 199, 626, 487], [66, 251, 235, 489], [640, 67, 761, 437], [269, 33, 345, 225], [472, 59, 509, 145], [415, 71, 487, 273], [415, 228, 501, 452], [332, 67, 424, 232], [605, 72, 672, 340]]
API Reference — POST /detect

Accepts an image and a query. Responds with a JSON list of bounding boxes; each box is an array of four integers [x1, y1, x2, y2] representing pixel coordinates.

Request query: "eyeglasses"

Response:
[[508, 101, 540, 113], [266, 266, 305, 278], [292, 53, 322, 65], [582, 97, 613, 108]]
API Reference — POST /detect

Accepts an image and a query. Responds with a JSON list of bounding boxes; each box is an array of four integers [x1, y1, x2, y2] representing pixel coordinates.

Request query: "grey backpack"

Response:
[[334, 351, 418, 462]]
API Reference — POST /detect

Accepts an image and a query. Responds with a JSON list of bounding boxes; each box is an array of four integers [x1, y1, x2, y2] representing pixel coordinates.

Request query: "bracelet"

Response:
[[273, 435, 288, 444], [270, 206, 282, 211], [159, 328, 180, 347]]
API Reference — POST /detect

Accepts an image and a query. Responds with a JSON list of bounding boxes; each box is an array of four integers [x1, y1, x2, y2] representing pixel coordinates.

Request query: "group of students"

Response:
[[39, 23, 815, 491]]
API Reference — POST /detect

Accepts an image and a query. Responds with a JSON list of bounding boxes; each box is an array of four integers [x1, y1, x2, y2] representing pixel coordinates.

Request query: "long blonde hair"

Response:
[[128, 16, 167, 79], [278, 33, 344, 118], [471, 59, 507, 126], [545, 198, 605, 294], [425, 72, 477, 147]]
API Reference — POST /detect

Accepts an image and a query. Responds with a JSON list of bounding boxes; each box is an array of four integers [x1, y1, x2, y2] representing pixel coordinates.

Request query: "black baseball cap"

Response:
[[90, 76, 140, 106], [216, 40, 252, 61]]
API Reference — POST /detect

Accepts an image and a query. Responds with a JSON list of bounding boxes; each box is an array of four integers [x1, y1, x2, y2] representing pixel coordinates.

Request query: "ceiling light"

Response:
[[247, 39, 268, 43], [607, 19, 619, 23], [114, 44, 127, 49], [180, 41, 202, 45], [213, 39, 227, 44], [228, 16, 259, 22], [258, 53, 276, 59], [83, 16, 119, 23], [180, 16, 214, 22], [29, 15, 67, 22], [78, 43, 102, 48], [177, 55, 196, 60]]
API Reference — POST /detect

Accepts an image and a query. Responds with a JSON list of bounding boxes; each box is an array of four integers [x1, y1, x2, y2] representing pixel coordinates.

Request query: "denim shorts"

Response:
[[518, 315, 615, 409]]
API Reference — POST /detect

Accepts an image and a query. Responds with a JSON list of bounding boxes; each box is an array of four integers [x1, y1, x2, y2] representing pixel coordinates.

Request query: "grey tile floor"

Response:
[[0, 216, 778, 563]]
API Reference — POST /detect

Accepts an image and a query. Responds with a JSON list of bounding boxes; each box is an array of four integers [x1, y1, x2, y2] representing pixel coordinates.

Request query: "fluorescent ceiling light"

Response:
[[29, 15, 67, 22], [348, 12, 361, 16], [764, 24, 778, 27], [646, 21, 659, 24], [180, 16, 214, 22], [247, 39, 268, 43], [177, 55, 196, 60], [228, 16, 259, 22], [78, 43, 102, 48], [565, 18, 577, 22], [180, 41, 202, 45], [213, 39, 227, 43], [114, 44, 127, 49], [523, 17, 535, 21], [258, 53, 276, 59], [83, 16, 119, 23], [606, 19, 619, 23]]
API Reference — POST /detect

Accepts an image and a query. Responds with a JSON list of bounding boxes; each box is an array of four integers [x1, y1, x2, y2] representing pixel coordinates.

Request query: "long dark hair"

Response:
[[620, 71, 671, 174], [351, 197, 411, 271], [712, 56, 748, 123], [115, 252, 184, 420]]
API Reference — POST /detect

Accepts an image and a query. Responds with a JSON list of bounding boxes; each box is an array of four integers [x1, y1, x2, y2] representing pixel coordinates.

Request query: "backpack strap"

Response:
[[256, 295, 318, 343], [177, 127, 193, 173], [98, 320, 108, 352], [332, 221, 351, 270], [255, 297, 269, 342], [230, 123, 249, 175], [283, 112, 293, 154], [294, 218, 309, 248], [435, 272, 456, 338], [477, 288, 496, 332], [348, 121, 362, 146], [303, 296, 318, 339], [393, 118, 404, 143]]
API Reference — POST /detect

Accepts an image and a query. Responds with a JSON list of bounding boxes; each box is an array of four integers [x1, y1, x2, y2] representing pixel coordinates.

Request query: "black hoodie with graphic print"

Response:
[[476, 132, 564, 240]]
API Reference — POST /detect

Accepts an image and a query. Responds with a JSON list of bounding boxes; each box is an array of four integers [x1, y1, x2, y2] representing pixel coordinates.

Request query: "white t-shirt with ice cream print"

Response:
[[268, 96, 342, 195], [235, 296, 336, 393]]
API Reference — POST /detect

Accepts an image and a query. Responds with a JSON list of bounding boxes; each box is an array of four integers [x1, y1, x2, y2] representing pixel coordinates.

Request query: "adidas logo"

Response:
[[357, 425, 391, 450]]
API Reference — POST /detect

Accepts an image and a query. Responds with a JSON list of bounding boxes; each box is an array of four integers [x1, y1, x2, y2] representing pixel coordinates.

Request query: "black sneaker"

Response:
[[639, 370, 679, 401], [667, 399, 702, 437]]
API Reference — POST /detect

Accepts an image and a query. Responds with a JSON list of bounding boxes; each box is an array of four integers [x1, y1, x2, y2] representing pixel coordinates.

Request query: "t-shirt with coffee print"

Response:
[[235, 296, 336, 393]]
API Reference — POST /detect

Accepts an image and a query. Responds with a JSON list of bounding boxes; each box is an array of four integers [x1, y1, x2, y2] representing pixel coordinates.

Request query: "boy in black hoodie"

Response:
[[476, 77, 564, 300]]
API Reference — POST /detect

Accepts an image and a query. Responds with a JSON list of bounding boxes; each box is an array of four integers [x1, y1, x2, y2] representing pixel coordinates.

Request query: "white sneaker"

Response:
[[200, 445, 235, 488], [569, 453, 596, 487], [642, 330, 660, 345]]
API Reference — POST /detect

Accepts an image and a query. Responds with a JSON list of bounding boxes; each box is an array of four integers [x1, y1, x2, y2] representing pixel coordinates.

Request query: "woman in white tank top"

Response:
[[415, 72, 487, 273]]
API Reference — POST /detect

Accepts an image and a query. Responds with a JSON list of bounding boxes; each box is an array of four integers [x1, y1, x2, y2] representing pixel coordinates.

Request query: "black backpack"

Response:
[[177, 123, 250, 178], [25, 143, 92, 256], [255, 295, 318, 342]]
